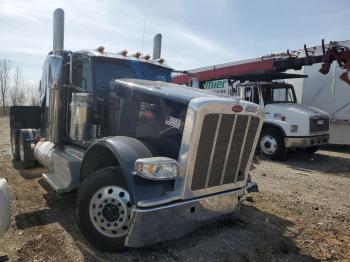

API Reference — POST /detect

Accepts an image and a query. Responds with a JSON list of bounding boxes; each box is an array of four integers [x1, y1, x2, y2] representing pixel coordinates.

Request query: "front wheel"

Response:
[[258, 128, 286, 160], [75, 166, 132, 251]]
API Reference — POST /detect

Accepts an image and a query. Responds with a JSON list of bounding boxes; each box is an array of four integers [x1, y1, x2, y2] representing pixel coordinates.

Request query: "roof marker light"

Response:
[[130, 52, 142, 58], [96, 46, 105, 53], [118, 49, 128, 56], [143, 54, 151, 60]]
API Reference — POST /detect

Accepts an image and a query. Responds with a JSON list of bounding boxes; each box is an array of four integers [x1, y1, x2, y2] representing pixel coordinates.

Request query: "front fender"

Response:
[[80, 136, 175, 204]]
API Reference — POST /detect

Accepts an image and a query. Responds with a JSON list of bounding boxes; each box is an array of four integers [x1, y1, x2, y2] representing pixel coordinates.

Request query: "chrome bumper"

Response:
[[284, 134, 329, 148], [125, 189, 244, 247]]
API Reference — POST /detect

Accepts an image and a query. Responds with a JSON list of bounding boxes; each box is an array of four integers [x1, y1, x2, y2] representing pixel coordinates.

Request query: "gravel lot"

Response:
[[0, 116, 349, 262]]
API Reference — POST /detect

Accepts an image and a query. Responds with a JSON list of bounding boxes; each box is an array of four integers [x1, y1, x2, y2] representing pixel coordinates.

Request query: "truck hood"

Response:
[[265, 103, 328, 117]]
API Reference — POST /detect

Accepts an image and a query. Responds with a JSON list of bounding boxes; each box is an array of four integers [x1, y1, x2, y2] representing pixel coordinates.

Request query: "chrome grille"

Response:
[[191, 114, 260, 191], [310, 117, 329, 133]]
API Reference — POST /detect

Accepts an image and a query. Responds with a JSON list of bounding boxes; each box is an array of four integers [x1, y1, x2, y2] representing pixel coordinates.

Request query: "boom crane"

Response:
[[172, 40, 350, 85]]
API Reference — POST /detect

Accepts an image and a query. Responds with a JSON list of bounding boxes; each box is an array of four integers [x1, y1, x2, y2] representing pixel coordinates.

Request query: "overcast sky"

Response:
[[0, 0, 349, 82]]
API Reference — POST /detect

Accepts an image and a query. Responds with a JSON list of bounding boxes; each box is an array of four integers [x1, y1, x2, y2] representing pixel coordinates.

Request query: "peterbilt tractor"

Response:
[[9, 9, 263, 250]]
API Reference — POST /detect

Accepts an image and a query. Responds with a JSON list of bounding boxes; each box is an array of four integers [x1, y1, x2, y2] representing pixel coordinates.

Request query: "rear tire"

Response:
[[258, 128, 286, 160], [75, 166, 132, 251], [11, 129, 20, 161], [18, 130, 37, 168]]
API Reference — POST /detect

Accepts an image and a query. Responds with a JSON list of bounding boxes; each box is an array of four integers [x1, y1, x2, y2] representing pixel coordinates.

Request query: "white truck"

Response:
[[286, 40, 350, 145], [203, 79, 330, 159]]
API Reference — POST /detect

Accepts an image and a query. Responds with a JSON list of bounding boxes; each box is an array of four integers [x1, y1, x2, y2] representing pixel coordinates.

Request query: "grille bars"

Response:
[[204, 114, 222, 187], [219, 115, 238, 185], [234, 116, 251, 183], [191, 113, 257, 191]]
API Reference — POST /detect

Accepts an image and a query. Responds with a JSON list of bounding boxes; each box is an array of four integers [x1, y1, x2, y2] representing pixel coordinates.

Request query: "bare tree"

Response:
[[10, 67, 25, 106], [0, 59, 12, 114], [25, 81, 40, 106]]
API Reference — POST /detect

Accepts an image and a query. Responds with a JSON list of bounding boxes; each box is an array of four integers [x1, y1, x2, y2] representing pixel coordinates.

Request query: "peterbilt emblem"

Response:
[[232, 105, 243, 113]]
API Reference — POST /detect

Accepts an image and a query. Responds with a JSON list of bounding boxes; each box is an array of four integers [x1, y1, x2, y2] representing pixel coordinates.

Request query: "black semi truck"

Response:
[[9, 9, 263, 250]]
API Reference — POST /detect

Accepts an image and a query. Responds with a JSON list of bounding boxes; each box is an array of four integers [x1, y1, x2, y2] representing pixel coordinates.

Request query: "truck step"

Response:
[[42, 172, 72, 193]]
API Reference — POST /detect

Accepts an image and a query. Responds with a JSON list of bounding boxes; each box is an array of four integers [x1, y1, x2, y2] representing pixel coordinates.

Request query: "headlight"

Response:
[[290, 125, 298, 133], [134, 157, 179, 180]]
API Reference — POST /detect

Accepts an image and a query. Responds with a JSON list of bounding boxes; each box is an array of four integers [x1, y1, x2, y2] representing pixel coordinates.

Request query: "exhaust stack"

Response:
[[53, 8, 64, 51], [47, 9, 64, 145], [153, 33, 162, 60]]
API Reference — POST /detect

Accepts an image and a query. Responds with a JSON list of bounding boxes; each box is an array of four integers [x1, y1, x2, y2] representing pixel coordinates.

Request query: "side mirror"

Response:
[[0, 178, 10, 237]]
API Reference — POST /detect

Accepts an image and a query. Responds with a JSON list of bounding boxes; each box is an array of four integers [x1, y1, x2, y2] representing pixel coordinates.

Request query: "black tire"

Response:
[[75, 166, 132, 251], [11, 129, 20, 161], [18, 129, 37, 168], [299, 146, 319, 155], [258, 128, 286, 160]]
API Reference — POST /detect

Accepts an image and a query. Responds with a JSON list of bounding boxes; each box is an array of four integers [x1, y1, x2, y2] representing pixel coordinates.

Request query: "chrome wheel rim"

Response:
[[89, 186, 132, 238], [260, 135, 278, 155]]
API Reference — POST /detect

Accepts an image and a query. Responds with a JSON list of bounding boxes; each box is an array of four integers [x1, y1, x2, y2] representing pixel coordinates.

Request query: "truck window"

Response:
[[262, 85, 296, 104], [272, 87, 295, 103], [94, 60, 137, 90], [72, 54, 92, 91], [244, 86, 259, 104], [93, 58, 172, 90]]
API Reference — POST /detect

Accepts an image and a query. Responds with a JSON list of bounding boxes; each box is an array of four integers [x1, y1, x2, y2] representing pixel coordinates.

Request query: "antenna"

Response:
[[141, 13, 147, 56]]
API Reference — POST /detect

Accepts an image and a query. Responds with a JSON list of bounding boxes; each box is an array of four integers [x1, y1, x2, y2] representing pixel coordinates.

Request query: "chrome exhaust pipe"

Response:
[[53, 8, 64, 51], [152, 33, 162, 60]]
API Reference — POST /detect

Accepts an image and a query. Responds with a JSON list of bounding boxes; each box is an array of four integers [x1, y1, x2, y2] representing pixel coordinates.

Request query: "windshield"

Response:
[[93, 58, 172, 89], [261, 85, 296, 104]]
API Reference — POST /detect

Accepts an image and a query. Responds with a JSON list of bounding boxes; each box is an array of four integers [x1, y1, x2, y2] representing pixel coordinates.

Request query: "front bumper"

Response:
[[284, 134, 329, 148], [125, 188, 244, 247]]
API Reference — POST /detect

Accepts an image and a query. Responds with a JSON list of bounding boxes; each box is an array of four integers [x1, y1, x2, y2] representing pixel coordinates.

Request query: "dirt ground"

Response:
[[0, 116, 349, 262]]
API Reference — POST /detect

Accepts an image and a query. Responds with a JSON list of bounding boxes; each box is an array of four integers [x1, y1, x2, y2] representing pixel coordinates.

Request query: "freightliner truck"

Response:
[[203, 79, 330, 160], [9, 9, 263, 250]]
